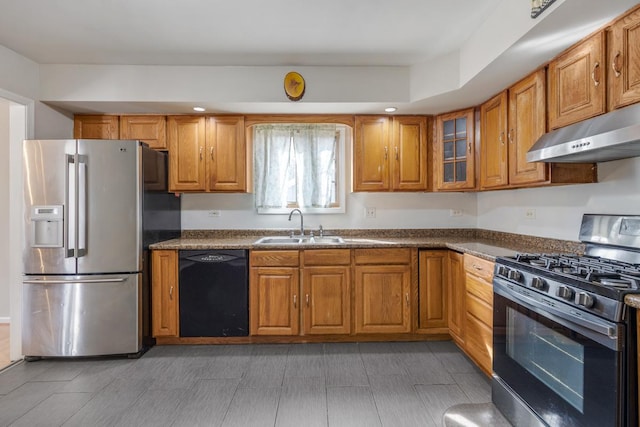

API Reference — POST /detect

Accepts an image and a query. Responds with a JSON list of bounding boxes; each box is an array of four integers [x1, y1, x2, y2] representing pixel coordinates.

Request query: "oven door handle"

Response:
[[494, 279, 622, 351]]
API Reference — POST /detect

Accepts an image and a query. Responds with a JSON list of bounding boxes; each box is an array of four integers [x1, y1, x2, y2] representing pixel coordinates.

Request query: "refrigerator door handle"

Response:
[[66, 154, 76, 258], [77, 155, 88, 257], [23, 277, 127, 284]]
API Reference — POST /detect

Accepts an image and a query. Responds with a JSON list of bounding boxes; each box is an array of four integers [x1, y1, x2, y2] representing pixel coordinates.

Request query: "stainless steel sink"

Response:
[[253, 236, 345, 245]]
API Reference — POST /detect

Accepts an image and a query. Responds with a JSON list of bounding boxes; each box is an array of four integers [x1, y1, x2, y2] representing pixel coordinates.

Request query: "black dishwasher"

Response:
[[179, 250, 249, 337]]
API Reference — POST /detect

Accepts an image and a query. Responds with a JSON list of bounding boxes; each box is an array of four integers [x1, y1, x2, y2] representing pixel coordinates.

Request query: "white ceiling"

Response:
[[0, 0, 503, 67], [0, 0, 637, 114]]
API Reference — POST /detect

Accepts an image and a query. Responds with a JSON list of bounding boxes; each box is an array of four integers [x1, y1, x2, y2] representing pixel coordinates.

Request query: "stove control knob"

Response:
[[507, 270, 522, 282], [557, 286, 574, 300], [531, 277, 546, 290], [576, 292, 595, 308], [497, 266, 508, 276]]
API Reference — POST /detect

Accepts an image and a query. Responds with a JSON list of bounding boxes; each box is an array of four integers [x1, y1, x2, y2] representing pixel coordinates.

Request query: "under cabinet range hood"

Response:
[[527, 102, 640, 163]]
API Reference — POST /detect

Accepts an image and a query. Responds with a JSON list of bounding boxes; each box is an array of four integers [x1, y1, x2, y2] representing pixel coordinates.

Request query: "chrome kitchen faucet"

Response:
[[288, 208, 304, 236]]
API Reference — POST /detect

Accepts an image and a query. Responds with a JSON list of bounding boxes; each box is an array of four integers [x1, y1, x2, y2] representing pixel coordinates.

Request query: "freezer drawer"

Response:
[[22, 274, 141, 357]]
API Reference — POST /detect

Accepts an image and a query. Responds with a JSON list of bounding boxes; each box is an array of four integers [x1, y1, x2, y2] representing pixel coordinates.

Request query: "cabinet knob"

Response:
[[405, 293, 409, 307], [384, 146, 388, 160], [508, 129, 514, 144], [199, 147, 203, 160], [395, 146, 399, 160], [293, 294, 297, 308], [306, 294, 310, 307], [169, 286, 173, 299], [210, 147, 214, 160]]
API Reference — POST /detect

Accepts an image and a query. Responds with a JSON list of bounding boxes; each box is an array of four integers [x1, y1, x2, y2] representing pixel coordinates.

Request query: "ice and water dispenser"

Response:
[[30, 205, 63, 247]]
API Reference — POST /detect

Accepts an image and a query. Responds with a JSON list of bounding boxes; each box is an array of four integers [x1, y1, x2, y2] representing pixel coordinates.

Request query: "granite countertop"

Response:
[[150, 229, 585, 262], [625, 295, 640, 309]]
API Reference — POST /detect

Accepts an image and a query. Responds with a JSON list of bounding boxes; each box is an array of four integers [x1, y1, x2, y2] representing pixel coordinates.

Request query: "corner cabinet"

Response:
[[608, 5, 640, 110], [167, 115, 247, 193], [447, 251, 465, 346], [353, 116, 428, 192], [151, 250, 179, 337], [548, 31, 606, 130], [434, 109, 476, 191], [354, 248, 412, 333], [417, 250, 448, 334]]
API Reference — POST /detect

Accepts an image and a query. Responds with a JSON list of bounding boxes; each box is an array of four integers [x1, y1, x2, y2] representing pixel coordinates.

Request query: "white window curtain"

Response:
[[254, 124, 337, 210]]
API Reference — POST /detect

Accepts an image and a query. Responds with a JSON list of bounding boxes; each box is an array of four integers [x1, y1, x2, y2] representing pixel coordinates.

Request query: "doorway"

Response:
[[0, 94, 30, 368]]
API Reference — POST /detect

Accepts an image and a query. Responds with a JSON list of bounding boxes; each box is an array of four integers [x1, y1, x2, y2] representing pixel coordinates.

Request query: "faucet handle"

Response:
[[309, 231, 314, 238], [318, 225, 324, 237]]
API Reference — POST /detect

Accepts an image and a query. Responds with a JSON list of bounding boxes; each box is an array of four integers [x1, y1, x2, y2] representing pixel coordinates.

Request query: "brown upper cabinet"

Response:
[[167, 115, 247, 193], [120, 115, 167, 150], [480, 70, 596, 190], [548, 31, 606, 130], [74, 115, 119, 139], [353, 115, 428, 192], [480, 91, 509, 189], [434, 108, 476, 191], [608, 5, 640, 110]]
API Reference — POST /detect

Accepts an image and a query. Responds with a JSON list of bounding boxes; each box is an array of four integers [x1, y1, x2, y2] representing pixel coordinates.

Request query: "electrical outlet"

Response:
[[449, 209, 463, 217], [365, 207, 376, 218], [525, 208, 536, 219], [208, 210, 221, 217]]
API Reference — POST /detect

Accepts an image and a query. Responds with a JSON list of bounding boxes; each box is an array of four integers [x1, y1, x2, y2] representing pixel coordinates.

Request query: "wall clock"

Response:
[[284, 71, 305, 101]]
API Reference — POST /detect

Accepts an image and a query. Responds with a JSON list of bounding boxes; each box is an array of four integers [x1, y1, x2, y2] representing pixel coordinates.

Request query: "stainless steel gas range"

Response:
[[492, 214, 640, 427]]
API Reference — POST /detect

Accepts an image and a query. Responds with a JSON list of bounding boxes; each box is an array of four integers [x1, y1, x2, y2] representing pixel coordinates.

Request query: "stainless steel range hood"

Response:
[[527, 103, 640, 163]]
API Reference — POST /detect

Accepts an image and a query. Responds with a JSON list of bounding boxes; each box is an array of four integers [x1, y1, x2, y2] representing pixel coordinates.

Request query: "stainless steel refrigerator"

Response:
[[22, 139, 180, 358]]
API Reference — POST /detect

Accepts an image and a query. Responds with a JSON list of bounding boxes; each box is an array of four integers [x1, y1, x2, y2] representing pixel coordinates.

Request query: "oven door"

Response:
[[493, 278, 626, 427]]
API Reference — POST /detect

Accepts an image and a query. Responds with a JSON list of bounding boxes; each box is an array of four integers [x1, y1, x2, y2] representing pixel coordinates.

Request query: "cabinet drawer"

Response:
[[466, 287, 493, 327], [464, 254, 494, 281], [466, 273, 493, 306], [250, 250, 299, 267], [354, 248, 411, 265], [302, 249, 351, 266], [465, 314, 492, 374]]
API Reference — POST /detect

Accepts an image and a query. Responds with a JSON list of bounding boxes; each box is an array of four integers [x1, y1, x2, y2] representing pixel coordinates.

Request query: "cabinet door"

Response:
[[120, 115, 167, 150], [508, 70, 548, 186], [609, 6, 640, 109], [447, 251, 465, 345], [353, 116, 390, 191], [354, 264, 411, 333], [434, 109, 476, 191], [548, 32, 606, 130], [480, 91, 508, 190], [302, 265, 351, 335], [250, 267, 300, 335], [151, 250, 178, 337], [418, 250, 448, 333], [73, 115, 119, 139], [206, 116, 247, 192], [167, 116, 206, 192], [391, 116, 428, 191]]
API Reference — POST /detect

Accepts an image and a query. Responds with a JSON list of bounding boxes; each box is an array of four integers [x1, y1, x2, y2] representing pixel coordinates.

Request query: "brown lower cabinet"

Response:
[[250, 249, 352, 336], [151, 250, 179, 337], [462, 253, 494, 376]]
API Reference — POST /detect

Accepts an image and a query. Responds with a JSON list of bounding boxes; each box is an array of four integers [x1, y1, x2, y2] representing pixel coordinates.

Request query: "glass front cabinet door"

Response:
[[434, 109, 476, 191]]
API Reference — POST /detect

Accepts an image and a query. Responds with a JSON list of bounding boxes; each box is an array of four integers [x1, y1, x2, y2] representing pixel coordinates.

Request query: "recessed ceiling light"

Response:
[[193, 106, 205, 112], [384, 107, 397, 113]]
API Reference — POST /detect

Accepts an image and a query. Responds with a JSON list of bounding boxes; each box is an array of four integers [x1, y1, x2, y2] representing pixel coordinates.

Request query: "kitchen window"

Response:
[[253, 123, 347, 214]]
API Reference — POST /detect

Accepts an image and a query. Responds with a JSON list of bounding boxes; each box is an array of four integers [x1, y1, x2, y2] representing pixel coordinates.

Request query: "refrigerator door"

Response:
[[23, 139, 78, 275], [22, 274, 141, 357], [77, 139, 142, 274]]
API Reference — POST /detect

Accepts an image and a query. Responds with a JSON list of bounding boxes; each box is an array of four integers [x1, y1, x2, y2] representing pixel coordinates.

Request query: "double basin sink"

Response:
[[254, 235, 345, 245]]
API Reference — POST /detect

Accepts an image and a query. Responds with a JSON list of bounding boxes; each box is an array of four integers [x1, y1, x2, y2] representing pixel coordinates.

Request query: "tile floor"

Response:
[[0, 340, 494, 427]]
